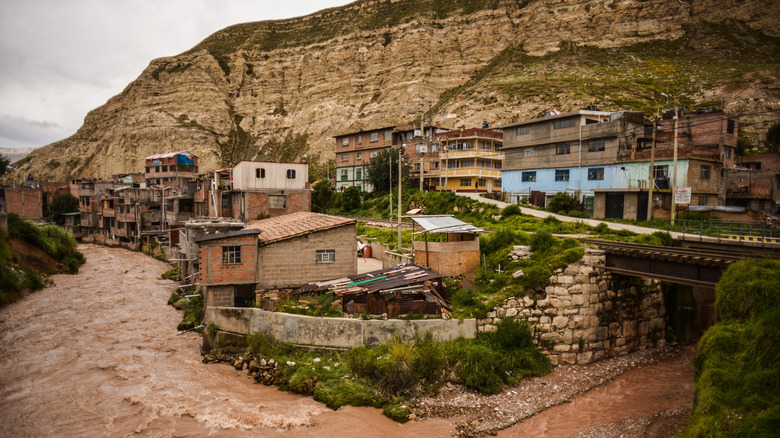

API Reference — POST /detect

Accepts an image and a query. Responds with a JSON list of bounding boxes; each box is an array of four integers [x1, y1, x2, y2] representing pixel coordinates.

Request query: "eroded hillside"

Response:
[[13, 0, 780, 181]]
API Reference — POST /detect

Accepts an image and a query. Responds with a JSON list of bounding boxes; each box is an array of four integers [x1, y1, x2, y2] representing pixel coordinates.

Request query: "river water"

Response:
[[0, 244, 694, 437]]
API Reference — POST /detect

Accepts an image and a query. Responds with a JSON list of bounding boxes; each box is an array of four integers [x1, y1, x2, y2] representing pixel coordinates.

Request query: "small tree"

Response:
[[765, 122, 780, 153], [48, 194, 79, 225], [547, 192, 580, 214], [364, 148, 409, 193], [342, 186, 361, 212], [0, 154, 10, 178], [311, 180, 336, 213]]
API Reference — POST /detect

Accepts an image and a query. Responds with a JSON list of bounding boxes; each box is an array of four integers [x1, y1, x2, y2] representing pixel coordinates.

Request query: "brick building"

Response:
[[194, 161, 310, 221], [196, 212, 356, 308], [0, 180, 69, 221]]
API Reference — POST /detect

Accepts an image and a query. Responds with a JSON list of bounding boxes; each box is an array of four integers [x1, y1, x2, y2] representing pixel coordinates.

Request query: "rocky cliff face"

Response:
[[14, 0, 780, 181]]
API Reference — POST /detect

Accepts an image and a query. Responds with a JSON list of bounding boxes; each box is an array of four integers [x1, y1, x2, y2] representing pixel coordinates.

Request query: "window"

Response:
[[653, 165, 669, 178], [357, 135, 362, 145], [494, 162, 502, 169], [523, 148, 536, 158], [256, 168, 265, 178], [478, 179, 486, 187], [516, 126, 530, 135], [588, 167, 605, 181], [588, 139, 605, 152], [316, 249, 335, 263], [556, 143, 570, 155], [340, 169, 348, 181], [370, 132, 379, 142], [727, 119, 735, 134], [555, 169, 570, 182], [355, 169, 362, 180], [553, 118, 576, 130], [384, 130, 392, 141], [268, 195, 286, 209], [222, 246, 241, 264], [724, 147, 732, 159], [522, 171, 536, 182], [494, 180, 501, 188], [369, 151, 378, 158], [700, 165, 711, 180], [342, 137, 349, 146], [698, 196, 708, 206], [415, 163, 421, 171], [356, 152, 362, 160], [432, 162, 439, 169], [341, 154, 349, 162], [460, 179, 471, 187], [286, 169, 296, 179]]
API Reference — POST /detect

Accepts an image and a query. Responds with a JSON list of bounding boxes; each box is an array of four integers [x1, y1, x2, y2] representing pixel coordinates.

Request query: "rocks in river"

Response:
[[202, 352, 278, 385]]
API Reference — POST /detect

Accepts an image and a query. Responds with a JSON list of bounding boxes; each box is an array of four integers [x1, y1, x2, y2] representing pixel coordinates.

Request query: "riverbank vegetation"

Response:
[[0, 214, 84, 306], [233, 317, 550, 422], [680, 259, 780, 436]]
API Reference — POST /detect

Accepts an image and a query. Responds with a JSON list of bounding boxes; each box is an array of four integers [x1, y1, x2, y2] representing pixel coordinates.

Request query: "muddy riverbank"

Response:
[[0, 244, 694, 437]]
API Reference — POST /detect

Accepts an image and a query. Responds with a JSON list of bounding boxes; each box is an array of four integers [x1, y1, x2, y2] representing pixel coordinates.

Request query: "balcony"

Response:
[[441, 150, 504, 160], [441, 168, 502, 179], [101, 208, 116, 218]]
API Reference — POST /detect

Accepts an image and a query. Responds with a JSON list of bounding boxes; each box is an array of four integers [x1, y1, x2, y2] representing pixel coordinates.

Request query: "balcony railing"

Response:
[[441, 168, 502, 178], [441, 150, 504, 160]]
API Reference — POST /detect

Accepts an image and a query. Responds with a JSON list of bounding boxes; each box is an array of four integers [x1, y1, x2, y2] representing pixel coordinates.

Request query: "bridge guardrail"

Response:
[[666, 219, 780, 243]]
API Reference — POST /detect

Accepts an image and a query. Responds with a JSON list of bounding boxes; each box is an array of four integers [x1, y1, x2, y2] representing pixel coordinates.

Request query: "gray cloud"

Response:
[[0, 0, 352, 149]]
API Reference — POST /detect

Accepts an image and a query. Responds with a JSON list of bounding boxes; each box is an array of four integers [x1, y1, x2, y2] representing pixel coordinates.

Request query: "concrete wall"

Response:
[[478, 248, 666, 365], [206, 306, 477, 348]]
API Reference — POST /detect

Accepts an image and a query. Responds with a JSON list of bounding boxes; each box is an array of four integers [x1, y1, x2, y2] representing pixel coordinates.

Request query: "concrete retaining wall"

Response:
[[205, 307, 477, 348]]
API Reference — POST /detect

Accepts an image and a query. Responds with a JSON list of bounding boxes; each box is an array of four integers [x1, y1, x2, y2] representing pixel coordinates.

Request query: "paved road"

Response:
[[460, 192, 689, 239]]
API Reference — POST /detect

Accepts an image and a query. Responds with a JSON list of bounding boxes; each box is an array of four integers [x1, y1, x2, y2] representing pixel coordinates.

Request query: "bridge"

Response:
[[584, 239, 780, 287]]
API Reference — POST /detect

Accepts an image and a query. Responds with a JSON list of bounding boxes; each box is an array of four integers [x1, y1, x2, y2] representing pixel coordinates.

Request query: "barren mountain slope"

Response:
[[13, 0, 780, 181]]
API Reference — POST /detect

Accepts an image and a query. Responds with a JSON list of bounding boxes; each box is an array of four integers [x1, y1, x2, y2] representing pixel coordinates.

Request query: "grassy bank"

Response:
[[0, 214, 84, 306], [680, 259, 780, 436], [237, 318, 550, 422]]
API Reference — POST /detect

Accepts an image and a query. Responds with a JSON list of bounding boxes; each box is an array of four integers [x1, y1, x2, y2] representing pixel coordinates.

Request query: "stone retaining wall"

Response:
[[478, 248, 666, 365], [206, 307, 477, 348]]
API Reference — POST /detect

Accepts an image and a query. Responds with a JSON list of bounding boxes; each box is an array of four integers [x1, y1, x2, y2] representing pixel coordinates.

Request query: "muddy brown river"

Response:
[[0, 244, 694, 437]]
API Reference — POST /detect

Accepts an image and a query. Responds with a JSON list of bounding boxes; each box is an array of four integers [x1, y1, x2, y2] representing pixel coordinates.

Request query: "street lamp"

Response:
[[661, 93, 680, 225]]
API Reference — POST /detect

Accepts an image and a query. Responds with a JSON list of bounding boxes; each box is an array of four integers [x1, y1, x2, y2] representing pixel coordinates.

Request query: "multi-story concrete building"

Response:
[[144, 151, 198, 189], [726, 152, 780, 216], [334, 126, 397, 191], [334, 124, 448, 192], [194, 161, 310, 221], [436, 128, 503, 193], [500, 109, 739, 220]]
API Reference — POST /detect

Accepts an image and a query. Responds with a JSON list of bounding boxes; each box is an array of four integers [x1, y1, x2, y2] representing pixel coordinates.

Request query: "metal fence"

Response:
[[667, 219, 780, 242]]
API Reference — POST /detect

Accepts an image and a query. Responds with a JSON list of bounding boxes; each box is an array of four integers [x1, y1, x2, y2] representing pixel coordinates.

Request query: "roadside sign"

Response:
[[675, 187, 692, 204]]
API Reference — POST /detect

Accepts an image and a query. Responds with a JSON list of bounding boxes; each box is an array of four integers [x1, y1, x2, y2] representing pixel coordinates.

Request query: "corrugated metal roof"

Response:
[[410, 215, 483, 234], [144, 151, 197, 160]]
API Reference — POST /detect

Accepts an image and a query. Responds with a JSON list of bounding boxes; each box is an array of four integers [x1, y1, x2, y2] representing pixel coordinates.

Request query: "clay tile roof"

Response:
[[245, 212, 356, 245]]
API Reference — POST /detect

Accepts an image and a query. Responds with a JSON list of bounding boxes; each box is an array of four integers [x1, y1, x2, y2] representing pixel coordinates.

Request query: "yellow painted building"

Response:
[[436, 128, 503, 193]]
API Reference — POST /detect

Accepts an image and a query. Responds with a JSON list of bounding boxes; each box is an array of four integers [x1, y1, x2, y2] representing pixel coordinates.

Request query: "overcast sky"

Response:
[[0, 0, 353, 150]]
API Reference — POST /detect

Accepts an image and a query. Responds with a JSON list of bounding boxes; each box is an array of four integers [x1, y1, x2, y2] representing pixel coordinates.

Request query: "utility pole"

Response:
[[647, 116, 657, 221], [398, 144, 404, 251], [671, 106, 679, 225], [389, 150, 393, 236]]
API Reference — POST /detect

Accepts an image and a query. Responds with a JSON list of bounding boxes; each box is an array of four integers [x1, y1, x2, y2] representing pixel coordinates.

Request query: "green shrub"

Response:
[[161, 265, 180, 280], [413, 333, 446, 389], [452, 343, 504, 395], [176, 294, 203, 331], [383, 403, 410, 423], [501, 204, 522, 219], [62, 256, 81, 274], [494, 318, 534, 350], [314, 378, 377, 410], [715, 259, 780, 321], [592, 222, 610, 234], [530, 229, 556, 253], [547, 192, 579, 214]]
